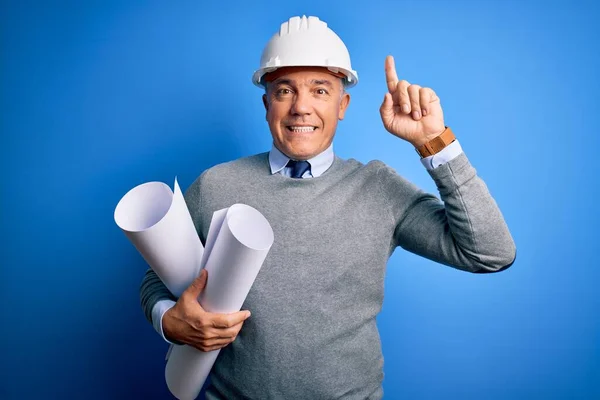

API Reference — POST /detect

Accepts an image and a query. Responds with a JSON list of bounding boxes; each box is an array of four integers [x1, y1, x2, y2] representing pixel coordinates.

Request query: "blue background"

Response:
[[2, 0, 599, 399]]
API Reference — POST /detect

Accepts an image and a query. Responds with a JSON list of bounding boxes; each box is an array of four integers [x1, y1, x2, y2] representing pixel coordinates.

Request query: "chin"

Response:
[[286, 151, 310, 160], [289, 151, 312, 161], [278, 142, 314, 160]]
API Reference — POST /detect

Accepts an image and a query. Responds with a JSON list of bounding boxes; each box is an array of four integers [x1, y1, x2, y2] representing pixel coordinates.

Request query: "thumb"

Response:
[[379, 92, 394, 122], [185, 268, 208, 299]]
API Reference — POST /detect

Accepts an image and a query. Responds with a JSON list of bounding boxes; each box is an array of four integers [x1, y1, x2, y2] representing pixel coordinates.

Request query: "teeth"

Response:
[[289, 126, 316, 132]]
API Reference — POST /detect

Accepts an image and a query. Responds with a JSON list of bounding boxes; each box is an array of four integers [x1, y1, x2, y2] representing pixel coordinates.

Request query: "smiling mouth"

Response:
[[286, 126, 318, 133]]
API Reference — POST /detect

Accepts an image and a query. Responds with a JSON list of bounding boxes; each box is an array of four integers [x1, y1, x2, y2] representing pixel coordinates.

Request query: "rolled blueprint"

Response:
[[165, 204, 275, 400], [115, 178, 274, 400], [114, 178, 203, 297]]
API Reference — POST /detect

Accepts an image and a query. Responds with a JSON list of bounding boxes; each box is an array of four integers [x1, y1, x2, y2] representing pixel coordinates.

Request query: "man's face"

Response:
[[262, 67, 351, 160]]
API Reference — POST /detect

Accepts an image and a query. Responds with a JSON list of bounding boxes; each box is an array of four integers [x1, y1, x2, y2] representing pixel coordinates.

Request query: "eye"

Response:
[[316, 88, 329, 95], [276, 88, 292, 95]]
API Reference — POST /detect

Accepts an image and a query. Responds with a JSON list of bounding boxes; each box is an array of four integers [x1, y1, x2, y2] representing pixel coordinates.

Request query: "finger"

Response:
[[379, 92, 394, 121], [395, 80, 411, 114], [419, 87, 435, 116], [182, 269, 208, 300], [205, 336, 236, 347], [211, 310, 251, 329], [210, 320, 245, 340], [194, 338, 233, 352], [196, 319, 244, 343], [385, 55, 399, 94], [225, 320, 245, 338], [408, 84, 422, 120]]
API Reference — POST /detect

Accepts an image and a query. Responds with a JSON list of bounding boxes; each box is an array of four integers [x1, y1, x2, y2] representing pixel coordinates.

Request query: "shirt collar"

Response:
[[269, 142, 335, 178]]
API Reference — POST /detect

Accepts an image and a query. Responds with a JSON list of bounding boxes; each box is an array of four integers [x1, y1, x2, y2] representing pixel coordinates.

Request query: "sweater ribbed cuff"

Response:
[[426, 152, 477, 196]]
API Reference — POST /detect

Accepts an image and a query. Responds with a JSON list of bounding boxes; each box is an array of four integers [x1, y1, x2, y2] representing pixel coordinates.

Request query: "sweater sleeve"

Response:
[[139, 171, 206, 324], [378, 152, 516, 273]]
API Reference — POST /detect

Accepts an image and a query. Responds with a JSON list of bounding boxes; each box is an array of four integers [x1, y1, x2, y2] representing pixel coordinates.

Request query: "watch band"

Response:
[[415, 126, 455, 158]]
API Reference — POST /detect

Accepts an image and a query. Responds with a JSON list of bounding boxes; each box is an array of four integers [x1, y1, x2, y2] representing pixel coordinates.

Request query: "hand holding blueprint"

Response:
[[165, 204, 274, 400], [115, 178, 274, 400]]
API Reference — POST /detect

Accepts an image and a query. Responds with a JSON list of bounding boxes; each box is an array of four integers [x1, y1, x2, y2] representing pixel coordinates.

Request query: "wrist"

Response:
[[413, 127, 455, 157], [162, 307, 178, 342], [409, 130, 445, 148]]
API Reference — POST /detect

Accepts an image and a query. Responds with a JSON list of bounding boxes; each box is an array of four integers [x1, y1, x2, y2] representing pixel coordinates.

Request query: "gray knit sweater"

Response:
[[140, 151, 516, 399]]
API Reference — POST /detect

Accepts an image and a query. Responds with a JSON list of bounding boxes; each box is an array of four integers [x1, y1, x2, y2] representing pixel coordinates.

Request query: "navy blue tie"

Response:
[[287, 160, 311, 179]]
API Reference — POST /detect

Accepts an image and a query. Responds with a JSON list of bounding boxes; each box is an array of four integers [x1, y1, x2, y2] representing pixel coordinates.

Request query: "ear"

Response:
[[338, 92, 351, 120], [262, 94, 269, 120]]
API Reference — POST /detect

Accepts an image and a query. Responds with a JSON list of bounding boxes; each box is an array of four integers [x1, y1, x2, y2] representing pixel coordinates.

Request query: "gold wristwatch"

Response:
[[415, 126, 456, 158]]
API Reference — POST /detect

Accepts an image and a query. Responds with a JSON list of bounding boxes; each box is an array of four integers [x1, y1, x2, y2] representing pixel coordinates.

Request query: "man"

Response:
[[140, 15, 516, 399]]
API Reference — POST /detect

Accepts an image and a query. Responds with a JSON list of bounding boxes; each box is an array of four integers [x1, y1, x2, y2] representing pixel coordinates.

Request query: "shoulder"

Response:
[[344, 157, 420, 196], [207, 152, 268, 175], [337, 156, 392, 179], [184, 152, 269, 198], [332, 157, 416, 196], [193, 152, 268, 183]]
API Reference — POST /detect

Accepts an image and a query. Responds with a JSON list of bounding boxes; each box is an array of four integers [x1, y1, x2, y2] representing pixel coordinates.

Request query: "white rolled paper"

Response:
[[165, 204, 275, 400], [114, 178, 204, 297], [114, 178, 274, 400]]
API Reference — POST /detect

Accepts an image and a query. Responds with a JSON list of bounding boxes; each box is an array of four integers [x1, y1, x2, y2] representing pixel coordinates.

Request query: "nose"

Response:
[[290, 90, 313, 116]]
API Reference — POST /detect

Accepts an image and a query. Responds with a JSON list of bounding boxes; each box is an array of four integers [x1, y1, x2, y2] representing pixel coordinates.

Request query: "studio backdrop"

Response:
[[1, 0, 599, 399]]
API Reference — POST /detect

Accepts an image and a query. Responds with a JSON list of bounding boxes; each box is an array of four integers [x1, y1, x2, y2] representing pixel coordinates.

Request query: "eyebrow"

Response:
[[310, 79, 334, 87], [271, 78, 334, 88]]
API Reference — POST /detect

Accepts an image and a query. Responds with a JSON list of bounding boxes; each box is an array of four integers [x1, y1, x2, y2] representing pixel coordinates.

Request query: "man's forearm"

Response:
[[392, 152, 516, 273]]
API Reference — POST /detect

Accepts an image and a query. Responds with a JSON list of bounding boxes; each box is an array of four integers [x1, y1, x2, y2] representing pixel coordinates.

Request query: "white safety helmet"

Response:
[[252, 15, 358, 89]]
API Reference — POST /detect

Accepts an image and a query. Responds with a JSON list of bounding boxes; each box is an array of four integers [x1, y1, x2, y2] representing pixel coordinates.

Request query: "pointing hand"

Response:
[[379, 55, 446, 148]]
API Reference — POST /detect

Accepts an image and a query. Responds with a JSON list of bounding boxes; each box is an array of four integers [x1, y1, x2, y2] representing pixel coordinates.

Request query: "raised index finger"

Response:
[[385, 55, 399, 93]]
